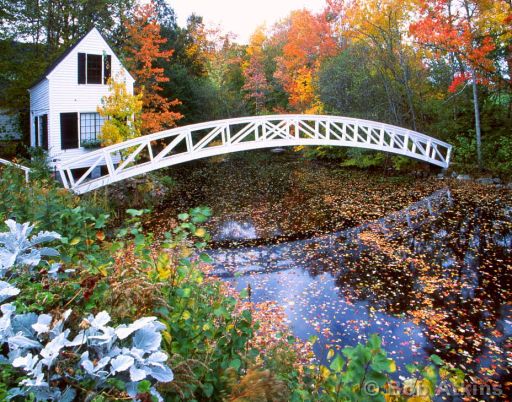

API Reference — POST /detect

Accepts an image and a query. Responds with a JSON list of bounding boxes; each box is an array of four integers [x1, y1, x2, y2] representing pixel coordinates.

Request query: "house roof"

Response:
[[29, 27, 133, 90]]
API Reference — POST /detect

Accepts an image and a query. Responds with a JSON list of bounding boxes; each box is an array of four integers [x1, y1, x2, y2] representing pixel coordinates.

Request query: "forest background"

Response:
[[0, 0, 511, 174]]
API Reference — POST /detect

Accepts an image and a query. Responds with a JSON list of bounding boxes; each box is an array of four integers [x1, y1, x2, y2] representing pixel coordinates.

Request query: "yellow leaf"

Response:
[[423, 366, 435, 380], [194, 228, 206, 237], [320, 365, 330, 380], [156, 253, 170, 270], [182, 310, 191, 320], [162, 330, 172, 344], [389, 359, 397, 373], [327, 349, 335, 360], [98, 265, 108, 277], [70, 237, 81, 246], [180, 247, 193, 258], [418, 379, 434, 396], [157, 267, 171, 281]]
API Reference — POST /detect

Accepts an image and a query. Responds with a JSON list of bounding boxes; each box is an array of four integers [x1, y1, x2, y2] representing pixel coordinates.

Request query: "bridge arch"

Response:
[[56, 114, 453, 194]]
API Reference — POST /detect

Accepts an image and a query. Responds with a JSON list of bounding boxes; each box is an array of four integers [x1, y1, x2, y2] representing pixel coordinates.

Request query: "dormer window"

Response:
[[78, 53, 111, 84]]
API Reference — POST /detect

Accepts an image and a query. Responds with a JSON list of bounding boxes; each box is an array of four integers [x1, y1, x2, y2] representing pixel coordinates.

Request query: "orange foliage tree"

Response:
[[272, 9, 338, 113], [410, 0, 503, 167], [124, 1, 182, 135]]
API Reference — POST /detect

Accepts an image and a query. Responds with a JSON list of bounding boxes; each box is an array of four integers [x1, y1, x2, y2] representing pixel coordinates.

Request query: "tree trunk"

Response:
[[461, 0, 483, 169], [470, 68, 482, 169], [398, 49, 417, 131]]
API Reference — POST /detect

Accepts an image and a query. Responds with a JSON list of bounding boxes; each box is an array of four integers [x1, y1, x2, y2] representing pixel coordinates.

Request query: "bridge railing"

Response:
[[0, 157, 30, 182], [56, 115, 453, 194]]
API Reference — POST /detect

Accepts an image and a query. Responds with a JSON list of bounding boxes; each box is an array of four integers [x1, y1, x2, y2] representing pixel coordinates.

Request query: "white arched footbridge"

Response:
[[57, 115, 453, 194]]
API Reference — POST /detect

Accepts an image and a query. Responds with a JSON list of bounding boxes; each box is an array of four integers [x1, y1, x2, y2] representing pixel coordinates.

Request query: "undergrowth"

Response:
[[0, 161, 466, 401]]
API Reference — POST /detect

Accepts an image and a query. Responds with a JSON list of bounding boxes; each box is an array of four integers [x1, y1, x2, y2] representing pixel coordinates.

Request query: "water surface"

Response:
[[153, 151, 512, 396]]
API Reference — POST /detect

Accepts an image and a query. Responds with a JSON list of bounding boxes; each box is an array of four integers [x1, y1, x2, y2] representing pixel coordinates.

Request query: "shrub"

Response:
[[0, 219, 173, 401], [0, 162, 110, 265], [341, 148, 386, 168]]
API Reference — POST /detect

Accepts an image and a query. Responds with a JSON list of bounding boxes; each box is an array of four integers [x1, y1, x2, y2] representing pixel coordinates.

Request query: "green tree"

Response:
[[0, 0, 133, 54], [319, 45, 389, 121]]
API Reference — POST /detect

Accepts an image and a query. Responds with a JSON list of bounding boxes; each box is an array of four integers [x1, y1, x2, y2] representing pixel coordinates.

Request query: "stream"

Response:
[[151, 150, 512, 397]]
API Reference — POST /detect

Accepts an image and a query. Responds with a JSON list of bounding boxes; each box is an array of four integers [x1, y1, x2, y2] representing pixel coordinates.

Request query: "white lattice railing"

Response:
[[0, 157, 30, 182], [56, 115, 453, 194]]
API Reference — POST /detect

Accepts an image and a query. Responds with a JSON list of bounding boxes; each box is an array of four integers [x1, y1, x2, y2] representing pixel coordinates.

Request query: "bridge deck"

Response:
[[56, 115, 453, 194]]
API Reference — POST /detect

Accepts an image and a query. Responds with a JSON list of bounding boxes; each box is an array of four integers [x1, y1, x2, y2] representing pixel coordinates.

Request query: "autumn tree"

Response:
[[272, 9, 338, 113], [124, 1, 182, 135], [207, 33, 247, 118], [183, 19, 248, 119], [183, 14, 213, 77], [410, 0, 502, 168], [97, 73, 143, 146], [328, 0, 428, 130], [242, 26, 270, 113]]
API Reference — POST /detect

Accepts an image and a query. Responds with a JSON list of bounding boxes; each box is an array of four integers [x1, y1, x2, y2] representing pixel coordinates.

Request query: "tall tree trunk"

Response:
[[398, 50, 417, 131], [508, 46, 512, 117], [470, 68, 482, 168], [462, 0, 483, 169], [378, 67, 400, 125]]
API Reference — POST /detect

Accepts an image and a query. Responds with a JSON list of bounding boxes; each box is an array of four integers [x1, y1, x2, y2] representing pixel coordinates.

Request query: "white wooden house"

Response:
[[29, 27, 134, 173]]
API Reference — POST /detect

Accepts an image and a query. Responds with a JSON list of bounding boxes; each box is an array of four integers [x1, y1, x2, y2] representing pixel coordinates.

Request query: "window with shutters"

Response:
[[87, 55, 102, 83], [78, 53, 112, 85], [80, 113, 104, 145]]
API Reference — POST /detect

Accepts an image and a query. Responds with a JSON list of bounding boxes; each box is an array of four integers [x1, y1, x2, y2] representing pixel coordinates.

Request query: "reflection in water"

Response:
[[207, 188, 512, 391], [215, 220, 258, 241], [208, 189, 453, 277]]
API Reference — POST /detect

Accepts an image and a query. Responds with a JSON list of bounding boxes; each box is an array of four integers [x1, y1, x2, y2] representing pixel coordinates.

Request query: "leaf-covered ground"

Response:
[[149, 151, 512, 398]]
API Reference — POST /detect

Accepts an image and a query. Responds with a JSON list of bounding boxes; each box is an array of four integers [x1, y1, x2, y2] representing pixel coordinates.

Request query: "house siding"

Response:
[[30, 28, 134, 168]]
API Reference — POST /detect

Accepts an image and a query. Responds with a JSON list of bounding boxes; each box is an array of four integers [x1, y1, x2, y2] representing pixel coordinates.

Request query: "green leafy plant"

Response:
[[0, 164, 110, 264], [80, 138, 102, 149], [341, 149, 386, 169], [0, 221, 174, 401]]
